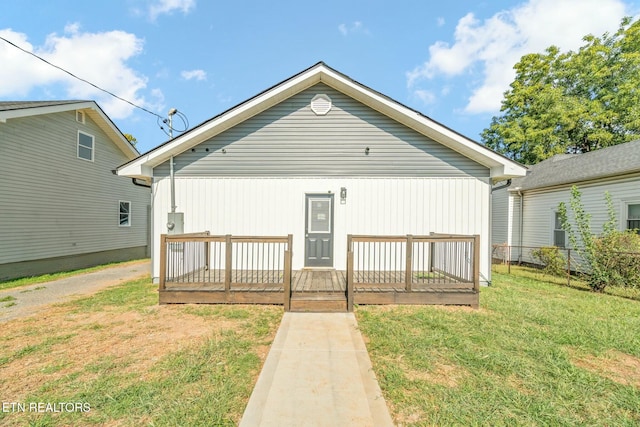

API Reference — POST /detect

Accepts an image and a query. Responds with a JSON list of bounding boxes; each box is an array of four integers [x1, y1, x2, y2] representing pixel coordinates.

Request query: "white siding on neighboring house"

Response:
[[516, 175, 640, 264], [0, 110, 149, 266], [151, 176, 491, 282]]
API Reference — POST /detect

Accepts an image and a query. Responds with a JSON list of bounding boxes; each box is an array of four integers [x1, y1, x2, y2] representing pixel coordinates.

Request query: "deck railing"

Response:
[[347, 234, 480, 310], [159, 233, 293, 309]]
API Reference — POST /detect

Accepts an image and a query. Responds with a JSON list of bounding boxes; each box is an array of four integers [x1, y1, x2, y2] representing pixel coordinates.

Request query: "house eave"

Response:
[[0, 101, 139, 160], [508, 170, 640, 193]]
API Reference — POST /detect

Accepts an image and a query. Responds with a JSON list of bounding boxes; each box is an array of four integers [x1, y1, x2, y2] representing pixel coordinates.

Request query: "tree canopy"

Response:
[[482, 17, 640, 164]]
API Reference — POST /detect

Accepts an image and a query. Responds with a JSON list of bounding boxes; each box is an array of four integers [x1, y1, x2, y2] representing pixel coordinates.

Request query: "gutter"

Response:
[[132, 178, 151, 188], [491, 179, 511, 193]]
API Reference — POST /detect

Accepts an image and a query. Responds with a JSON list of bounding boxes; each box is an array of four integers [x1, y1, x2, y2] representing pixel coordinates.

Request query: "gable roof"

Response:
[[508, 139, 640, 191], [117, 62, 526, 180], [0, 100, 139, 159]]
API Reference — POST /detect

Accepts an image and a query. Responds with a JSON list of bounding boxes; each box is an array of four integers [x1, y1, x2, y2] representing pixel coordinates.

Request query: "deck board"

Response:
[[162, 268, 477, 308]]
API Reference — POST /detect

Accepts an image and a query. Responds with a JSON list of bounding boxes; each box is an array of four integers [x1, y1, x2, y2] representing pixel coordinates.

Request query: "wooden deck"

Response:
[[160, 269, 478, 310], [158, 233, 480, 311]]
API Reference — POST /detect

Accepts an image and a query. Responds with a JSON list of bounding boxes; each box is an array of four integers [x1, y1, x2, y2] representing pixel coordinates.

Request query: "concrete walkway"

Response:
[[0, 260, 150, 323], [241, 312, 394, 427]]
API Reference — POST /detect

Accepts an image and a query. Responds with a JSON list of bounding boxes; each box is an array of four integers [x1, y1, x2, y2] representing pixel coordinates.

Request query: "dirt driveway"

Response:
[[0, 260, 150, 323]]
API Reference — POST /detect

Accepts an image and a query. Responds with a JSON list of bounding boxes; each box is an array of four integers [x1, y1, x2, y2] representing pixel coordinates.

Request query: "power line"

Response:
[[0, 35, 165, 121]]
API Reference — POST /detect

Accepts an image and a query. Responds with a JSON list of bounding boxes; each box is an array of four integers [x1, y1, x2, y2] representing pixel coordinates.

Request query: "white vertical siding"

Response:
[[151, 176, 491, 283]]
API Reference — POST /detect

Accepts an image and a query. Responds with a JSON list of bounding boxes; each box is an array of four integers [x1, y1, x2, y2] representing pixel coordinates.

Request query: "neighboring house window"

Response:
[[77, 131, 94, 161], [119, 201, 131, 227], [627, 203, 640, 233], [553, 212, 565, 248]]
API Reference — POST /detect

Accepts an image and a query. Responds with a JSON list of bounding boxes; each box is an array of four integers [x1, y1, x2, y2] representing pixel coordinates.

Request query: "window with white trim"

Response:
[[627, 203, 640, 233], [119, 201, 131, 227], [77, 131, 94, 161], [553, 211, 566, 247]]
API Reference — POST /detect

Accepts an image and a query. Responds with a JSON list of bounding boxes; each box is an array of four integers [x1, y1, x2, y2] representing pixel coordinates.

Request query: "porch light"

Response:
[[340, 187, 347, 204]]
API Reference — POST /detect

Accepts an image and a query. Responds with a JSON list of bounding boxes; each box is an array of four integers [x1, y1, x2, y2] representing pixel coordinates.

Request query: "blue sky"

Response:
[[1, 0, 639, 154]]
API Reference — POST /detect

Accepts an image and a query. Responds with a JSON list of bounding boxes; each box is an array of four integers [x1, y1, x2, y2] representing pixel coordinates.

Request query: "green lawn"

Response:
[[3, 269, 639, 426], [0, 278, 282, 426], [357, 272, 640, 426]]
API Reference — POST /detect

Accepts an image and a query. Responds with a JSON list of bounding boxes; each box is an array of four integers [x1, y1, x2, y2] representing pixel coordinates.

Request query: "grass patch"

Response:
[[357, 272, 640, 425], [0, 276, 282, 426], [0, 259, 148, 291], [67, 277, 157, 313], [493, 263, 640, 301]]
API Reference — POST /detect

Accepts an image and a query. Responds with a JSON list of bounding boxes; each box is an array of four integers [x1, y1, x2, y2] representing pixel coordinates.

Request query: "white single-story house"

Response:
[[118, 62, 526, 284], [0, 101, 150, 281], [492, 139, 640, 262]]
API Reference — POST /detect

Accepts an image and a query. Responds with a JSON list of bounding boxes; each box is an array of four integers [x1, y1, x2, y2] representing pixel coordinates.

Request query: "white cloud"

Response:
[[414, 89, 436, 105], [436, 17, 445, 27], [408, 0, 630, 113], [181, 69, 207, 81], [338, 21, 369, 36], [0, 26, 159, 119], [149, 0, 196, 21]]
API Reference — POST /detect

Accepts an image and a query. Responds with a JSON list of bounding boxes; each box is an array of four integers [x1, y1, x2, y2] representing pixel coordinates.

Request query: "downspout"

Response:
[[517, 188, 523, 263], [489, 179, 512, 279]]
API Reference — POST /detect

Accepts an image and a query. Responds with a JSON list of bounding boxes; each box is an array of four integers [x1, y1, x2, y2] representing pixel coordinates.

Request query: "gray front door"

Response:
[[305, 194, 334, 267]]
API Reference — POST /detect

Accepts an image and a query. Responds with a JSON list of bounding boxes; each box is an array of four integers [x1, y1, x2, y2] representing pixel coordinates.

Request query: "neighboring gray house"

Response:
[[118, 62, 526, 284], [0, 101, 150, 280], [492, 139, 640, 262]]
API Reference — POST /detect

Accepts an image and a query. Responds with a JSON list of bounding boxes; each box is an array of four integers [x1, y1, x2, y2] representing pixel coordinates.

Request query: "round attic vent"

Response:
[[310, 94, 332, 115]]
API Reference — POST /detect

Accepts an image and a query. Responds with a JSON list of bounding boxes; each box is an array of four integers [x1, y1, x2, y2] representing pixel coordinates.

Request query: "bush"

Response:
[[558, 187, 640, 291], [531, 246, 566, 277], [594, 231, 640, 289]]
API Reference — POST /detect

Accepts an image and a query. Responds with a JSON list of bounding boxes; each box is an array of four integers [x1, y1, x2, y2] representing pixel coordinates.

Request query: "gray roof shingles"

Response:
[[509, 139, 640, 191]]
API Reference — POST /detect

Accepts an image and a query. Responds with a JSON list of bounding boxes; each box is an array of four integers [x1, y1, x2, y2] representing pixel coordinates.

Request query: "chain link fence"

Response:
[[492, 244, 640, 289]]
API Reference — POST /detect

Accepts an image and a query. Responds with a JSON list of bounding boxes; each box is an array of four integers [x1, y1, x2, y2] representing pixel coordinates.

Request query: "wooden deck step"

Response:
[[289, 292, 347, 313]]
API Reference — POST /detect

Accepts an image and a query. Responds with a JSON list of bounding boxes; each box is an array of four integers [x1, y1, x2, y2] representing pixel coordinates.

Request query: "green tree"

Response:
[[483, 17, 640, 164], [124, 133, 137, 146]]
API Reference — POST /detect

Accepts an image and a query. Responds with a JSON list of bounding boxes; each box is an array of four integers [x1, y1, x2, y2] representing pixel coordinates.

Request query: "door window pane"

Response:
[[308, 198, 331, 233]]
